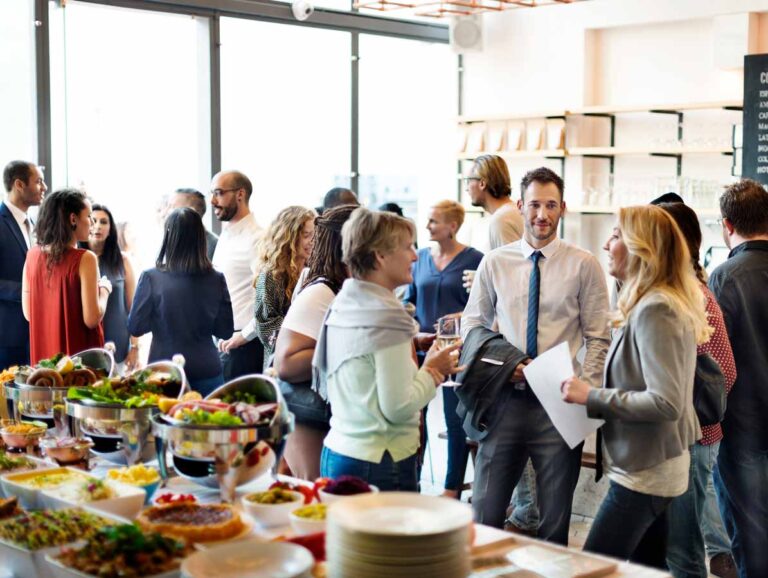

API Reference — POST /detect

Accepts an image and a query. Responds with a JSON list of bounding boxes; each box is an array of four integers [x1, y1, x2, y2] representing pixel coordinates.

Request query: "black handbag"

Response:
[[277, 377, 331, 431], [693, 352, 727, 426]]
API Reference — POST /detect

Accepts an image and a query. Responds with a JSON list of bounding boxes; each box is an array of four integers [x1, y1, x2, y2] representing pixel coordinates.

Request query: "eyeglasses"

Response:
[[209, 187, 240, 198], [716, 218, 724, 226], [462, 176, 481, 183]]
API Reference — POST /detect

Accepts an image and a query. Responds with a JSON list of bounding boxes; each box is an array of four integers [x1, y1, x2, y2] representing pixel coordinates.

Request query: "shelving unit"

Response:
[[457, 100, 742, 214]]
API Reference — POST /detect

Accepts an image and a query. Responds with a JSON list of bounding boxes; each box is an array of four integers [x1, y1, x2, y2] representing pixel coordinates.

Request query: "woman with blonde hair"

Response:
[[313, 207, 462, 491], [254, 206, 315, 369], [562, 205, 711, 568], [404, 199, 483, 498]]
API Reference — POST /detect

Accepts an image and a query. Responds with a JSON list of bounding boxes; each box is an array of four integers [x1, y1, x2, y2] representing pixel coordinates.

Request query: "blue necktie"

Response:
[[526, 251, 542, 358]]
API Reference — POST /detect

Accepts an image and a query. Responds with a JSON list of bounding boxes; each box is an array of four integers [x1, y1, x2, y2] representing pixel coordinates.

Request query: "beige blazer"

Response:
[[586, 292, 700, 472]]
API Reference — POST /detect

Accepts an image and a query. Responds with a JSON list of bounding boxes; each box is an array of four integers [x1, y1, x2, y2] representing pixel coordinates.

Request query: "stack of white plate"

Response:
[[327, 492, 473, 578]]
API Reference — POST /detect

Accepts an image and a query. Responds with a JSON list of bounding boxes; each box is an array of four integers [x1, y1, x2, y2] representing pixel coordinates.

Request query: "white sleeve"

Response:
[[461, 256, 496, 339], [282, 284, 335, 340], [374, 342, 436, 424]]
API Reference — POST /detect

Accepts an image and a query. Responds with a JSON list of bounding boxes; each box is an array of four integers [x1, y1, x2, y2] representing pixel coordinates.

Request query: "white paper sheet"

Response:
[[523, 342, 604, 449]]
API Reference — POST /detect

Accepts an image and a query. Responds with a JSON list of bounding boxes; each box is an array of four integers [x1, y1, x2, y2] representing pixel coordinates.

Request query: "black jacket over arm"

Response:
[[455, 326, 529, 441]]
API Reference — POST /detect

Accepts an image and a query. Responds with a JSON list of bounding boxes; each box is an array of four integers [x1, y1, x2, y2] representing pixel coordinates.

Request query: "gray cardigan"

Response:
[[586, 293, 700, 472]]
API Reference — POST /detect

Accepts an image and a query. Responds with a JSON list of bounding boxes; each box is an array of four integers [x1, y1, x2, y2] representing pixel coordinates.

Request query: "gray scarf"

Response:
[[312, 278, 417, 400]]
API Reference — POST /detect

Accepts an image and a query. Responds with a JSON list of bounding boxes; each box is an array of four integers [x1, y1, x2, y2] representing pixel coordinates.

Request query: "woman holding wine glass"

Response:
[[404, 200, 483, 498], [313, 207, 463, 491]]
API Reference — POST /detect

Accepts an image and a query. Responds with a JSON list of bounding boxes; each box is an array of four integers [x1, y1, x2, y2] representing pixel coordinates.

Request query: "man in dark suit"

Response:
[[1, 160, 47, 368]]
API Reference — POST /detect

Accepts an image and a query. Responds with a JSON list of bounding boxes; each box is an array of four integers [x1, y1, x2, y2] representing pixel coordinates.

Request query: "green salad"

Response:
[[67, 378, 161, 408]]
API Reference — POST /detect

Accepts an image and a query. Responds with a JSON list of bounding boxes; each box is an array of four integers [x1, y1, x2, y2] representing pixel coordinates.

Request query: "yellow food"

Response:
[[3, 423, 44, 435], [106, 464, 160, 485], [293, 504, 327, 520], [11, 469, 87, 489], [56, 356, 75, 375], [157, 397, 178, 413], [246, 488, 300, 505]]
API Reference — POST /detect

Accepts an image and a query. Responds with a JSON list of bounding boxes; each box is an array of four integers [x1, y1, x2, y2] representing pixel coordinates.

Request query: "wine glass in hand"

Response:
[[437, 316, 461, 386]]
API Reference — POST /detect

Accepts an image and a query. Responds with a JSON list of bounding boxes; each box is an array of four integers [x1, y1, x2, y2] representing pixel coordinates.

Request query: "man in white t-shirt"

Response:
[[466, 154, 524, 253], [210, 170, 263, 381]]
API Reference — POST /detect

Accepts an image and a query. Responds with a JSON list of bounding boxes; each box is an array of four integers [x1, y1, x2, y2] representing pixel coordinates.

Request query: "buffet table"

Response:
[[89, 457, 671, 578]]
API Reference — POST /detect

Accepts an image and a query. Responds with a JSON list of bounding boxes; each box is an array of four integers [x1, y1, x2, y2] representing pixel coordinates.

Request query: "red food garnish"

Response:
[[269, 481, 314, 504], [155, 492, 197, 505], [312, 477, 332, 500], [284, 531, 326, 562]]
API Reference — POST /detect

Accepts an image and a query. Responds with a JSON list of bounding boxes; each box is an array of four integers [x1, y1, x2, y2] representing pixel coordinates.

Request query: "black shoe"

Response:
[[710, 553, 738, 578]]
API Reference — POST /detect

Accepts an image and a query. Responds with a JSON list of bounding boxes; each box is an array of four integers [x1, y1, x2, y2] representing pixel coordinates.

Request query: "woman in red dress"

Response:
[[22, 189, 109, 363]]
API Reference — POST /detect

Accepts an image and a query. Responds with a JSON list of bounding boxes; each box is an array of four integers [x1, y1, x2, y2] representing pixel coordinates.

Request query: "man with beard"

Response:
[[465, 154, 523, 252], [461, 166, 610, 545], [210, 170, 263, 380], [0, 160, 46, 368]]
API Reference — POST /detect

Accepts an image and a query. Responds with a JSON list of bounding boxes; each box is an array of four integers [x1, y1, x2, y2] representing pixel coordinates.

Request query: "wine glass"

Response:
[[437, 316, 461, 387]]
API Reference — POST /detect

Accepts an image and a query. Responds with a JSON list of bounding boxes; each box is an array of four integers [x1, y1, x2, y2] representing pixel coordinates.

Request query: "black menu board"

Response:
[[743, 54, 768, 184]]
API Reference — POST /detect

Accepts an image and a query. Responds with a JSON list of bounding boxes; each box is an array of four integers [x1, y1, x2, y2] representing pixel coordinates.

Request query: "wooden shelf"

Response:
[[458, 149, 566, 160], [570, 100, 743, 115], [569, 146, 734, 156], [458, 110, 566, 124], [568, 206, 721, 217], [458, 101, 743, 125]]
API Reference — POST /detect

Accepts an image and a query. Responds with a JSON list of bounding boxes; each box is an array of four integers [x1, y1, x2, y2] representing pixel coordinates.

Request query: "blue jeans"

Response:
[[472, 386, 582, 545], [702, 446, 731, 557], [443, 387, 470, 491], [714, 438, 768, 578], [509, 460, 539, 531], [667, 443, 715, 578], [190, 373, 225, 397], [320, 447, 419, 492], [585, 481, 673, 569]]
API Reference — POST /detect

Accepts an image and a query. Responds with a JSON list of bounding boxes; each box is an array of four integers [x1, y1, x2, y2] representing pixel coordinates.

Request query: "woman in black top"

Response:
[[128, 208, 234, 396], [85, 204, 138, 370]]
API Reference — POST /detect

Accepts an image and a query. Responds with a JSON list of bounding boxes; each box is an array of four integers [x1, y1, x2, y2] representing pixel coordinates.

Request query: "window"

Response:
[[49, 1, 210, 269], [0, 0, 37, 167], [220, 17, 351, 224], [358, 34, 456, 241]]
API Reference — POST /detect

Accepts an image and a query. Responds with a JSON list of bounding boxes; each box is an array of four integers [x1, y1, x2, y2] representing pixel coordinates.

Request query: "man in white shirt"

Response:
[[466, 154, 524, 252], [0, 160, 46, 368], [462, 167, 610, 545], [210, 170, 263, 381]]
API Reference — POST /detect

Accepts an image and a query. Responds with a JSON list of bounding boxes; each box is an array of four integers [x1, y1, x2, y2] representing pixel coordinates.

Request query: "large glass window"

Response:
[[358, 35, 456, 241], [49, 1, 211, 269], [0, 0, 37, 167], [220, 18, 351, 224]]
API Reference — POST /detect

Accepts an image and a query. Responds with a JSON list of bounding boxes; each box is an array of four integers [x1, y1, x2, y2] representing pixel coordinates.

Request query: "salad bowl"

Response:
[[65, 357, 187, 465], [152, 374, 294, 503]]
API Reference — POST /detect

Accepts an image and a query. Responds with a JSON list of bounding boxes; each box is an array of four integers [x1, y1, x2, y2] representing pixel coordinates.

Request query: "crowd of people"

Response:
[[1, 156, 767, 578]]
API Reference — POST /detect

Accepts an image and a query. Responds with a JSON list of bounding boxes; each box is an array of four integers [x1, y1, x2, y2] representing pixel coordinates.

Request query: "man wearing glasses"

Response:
[[465, 154, 524, 253], [210, 170, 264, 380]]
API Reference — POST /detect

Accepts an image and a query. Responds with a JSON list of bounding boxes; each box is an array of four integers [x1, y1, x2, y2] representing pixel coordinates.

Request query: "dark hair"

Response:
[[658, 202, 706, 284], [174, 188, 207, 217], [720, 179, 768, 237], [156, 207, 212, 274], [228, 171, 253, 201], [520, 167, 564, 201], [302, 204, 356, 294], [323, 187, 357, 210], [378, 202, 404, 217], [89, 204, 124, 277], [650, 192, 685, 205], [35, 188, 88, 274], [3, 160, 33, 193]]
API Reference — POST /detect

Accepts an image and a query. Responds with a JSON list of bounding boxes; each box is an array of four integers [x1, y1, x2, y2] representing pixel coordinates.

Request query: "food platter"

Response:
[[152, 375, 294, 503]]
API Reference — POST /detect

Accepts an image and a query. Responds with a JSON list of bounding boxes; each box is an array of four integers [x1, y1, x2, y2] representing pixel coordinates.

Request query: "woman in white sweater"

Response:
[[313, 207, 461, 491]]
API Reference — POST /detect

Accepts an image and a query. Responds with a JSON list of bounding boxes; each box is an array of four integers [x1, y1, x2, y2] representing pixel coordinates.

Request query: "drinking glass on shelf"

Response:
[[437, 316, 461, 387]]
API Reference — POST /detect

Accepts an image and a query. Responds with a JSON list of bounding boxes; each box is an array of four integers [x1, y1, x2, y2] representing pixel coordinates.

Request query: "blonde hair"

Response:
[[473, 154, 511, 199], [613, 205, 712, 344], [255, 206, 316, 300], [342, 207, 415, 279], [431, 200, 465, 229]]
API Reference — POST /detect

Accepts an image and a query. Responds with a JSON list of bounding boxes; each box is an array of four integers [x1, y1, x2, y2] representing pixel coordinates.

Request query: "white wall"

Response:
[[461, 0, 768, 265]]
